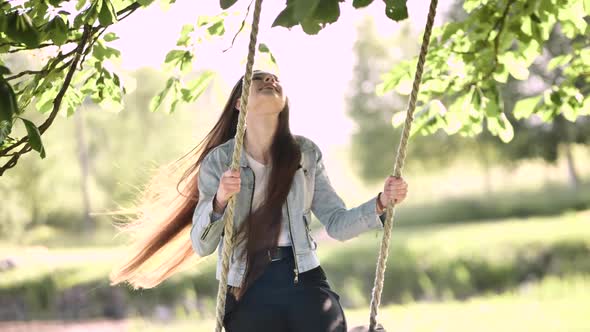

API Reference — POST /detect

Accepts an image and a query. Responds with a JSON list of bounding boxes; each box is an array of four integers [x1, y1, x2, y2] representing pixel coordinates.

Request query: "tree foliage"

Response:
[[379, 0, 590, 143], [0, 0, 410, 176], [2, 0, 588, 178]]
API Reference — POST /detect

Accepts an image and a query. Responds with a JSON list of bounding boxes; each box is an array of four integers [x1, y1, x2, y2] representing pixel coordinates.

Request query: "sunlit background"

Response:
[[1, 0, 589, 331]]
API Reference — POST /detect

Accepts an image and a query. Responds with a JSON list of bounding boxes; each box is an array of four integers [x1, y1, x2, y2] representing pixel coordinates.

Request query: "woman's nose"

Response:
[[263, 75, 277, 84]]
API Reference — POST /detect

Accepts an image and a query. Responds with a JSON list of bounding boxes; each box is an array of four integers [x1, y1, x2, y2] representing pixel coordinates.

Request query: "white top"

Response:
[[245, 152, 292, 246]]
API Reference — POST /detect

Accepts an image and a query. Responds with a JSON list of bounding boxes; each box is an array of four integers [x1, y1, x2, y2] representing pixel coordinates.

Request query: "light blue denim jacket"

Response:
[[190, 135, 385, 287]]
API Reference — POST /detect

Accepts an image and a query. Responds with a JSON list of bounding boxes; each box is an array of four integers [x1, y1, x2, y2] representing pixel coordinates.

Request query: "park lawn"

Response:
[[126, 275, 590, 332], [319, 208, 590, 259], [1, 209, 588, 291]]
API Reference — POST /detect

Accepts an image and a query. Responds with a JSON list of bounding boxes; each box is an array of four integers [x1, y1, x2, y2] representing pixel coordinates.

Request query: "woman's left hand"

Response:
[[379, 176, 408, 209]]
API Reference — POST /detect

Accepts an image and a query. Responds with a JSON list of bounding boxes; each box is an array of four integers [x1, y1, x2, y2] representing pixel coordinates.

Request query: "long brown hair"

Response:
[[110, 71, 301, 296]]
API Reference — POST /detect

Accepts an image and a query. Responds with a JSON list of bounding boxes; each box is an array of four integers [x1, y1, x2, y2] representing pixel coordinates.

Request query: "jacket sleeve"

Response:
[[190, 149, 227, 257], [309, 141, 385, 241]]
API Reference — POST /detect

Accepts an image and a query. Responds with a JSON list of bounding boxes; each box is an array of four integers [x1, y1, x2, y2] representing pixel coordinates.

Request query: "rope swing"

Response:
[[213, 0, 438, 330], [213, 0, 264, 331], [366, 1, 439, 331]]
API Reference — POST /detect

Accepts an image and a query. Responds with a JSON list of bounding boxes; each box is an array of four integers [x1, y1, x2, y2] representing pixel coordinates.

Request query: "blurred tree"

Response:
[[347, 17, 478, 184], [0, 66, 212, 239], [466, 3, 590, 190], [350, 1, 590, 192], [74, 106, 94, 232]]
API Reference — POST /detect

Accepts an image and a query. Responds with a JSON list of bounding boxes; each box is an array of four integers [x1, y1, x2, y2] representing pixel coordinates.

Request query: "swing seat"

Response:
[[349, 324, 386, 332]]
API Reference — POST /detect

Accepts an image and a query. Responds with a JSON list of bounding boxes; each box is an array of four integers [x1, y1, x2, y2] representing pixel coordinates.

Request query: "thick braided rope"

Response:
[[214, 1, 263, 331], [368, 0, 438, 330]]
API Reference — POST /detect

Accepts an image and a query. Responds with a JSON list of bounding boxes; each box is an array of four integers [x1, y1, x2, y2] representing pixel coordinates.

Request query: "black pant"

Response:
[[223, 252, 347, 332]]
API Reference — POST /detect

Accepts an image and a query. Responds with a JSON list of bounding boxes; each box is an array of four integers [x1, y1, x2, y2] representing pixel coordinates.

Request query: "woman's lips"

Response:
[[260, 86, 279, 92]]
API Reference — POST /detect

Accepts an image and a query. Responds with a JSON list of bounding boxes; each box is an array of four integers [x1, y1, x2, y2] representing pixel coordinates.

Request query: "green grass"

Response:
[[315, 210, 590, 306], [1, 210, 588, 320], [125, 275, 590, 332]]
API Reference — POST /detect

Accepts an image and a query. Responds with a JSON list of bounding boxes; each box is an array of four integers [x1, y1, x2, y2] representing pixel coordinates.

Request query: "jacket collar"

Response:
[[226, 137, 305, 169]]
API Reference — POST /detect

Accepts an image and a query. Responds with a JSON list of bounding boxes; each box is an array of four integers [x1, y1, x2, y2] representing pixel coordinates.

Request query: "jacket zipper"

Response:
[[248, 166, 255, 214], [241, 167, 255, 264], [200, 221, 213, 240], [303, 215, 317, 250], [286, 199, 299, 284]]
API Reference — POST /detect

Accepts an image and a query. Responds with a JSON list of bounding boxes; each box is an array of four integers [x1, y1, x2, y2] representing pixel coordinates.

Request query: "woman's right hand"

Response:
[[214, 169, 241, 212]]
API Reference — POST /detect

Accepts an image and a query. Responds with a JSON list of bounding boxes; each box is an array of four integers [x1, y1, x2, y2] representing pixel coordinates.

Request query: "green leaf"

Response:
[[76, 0, 88, 11], [353, 0, 374, 8], [513, 96, 541, 119], [137, 0, 155, 6], [547, 54, 572, 71], [521, 15, 532, 36], [165, 50, 186, 65], [300, 18, 322, 35], [377, 66, 410, 96], [176, 24, 194, 46], [273, 4, 298, 29], [36, 96, 55, 114], [20, 118, 46, 158], [181, 71, 215, 102], [180, 52, 193, 74], [258, 43, 277, 65], [220, 0, 238, 10], [315, 1, 340, 23], [500, 53, 529, 80], [300, 0, 341, 34], [5, 12, 41, 47], [0, 66, 10, 76], [81, 0, 100, 25], [149, 77, 177, 112], [207, 21, 225, 36], [488, 113, 514, 143], [441, 22, 461, 43], [104, 32, 119, 42], [47, 15, 69, 46], [493, 64, 509, 83], [463, 0, 483, 13], [384, 0, 408, 21], [560, 102, 577, 122], [294, 0, 320, 21], [0, 79, 17, 123], [0, 119, 11, 146], [92, 41, 121, 60], [584, 0, 590, 15], [549, 91, 562, 106], [98, 0, 118, 25], [259, 43, 270, 53], [409, 102, 445, 136], [483, 88, 501, 118], [0, 11, 6, 33]]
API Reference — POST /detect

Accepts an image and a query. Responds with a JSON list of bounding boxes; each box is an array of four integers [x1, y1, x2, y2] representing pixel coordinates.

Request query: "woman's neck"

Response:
[[244, 114, 278, 165]]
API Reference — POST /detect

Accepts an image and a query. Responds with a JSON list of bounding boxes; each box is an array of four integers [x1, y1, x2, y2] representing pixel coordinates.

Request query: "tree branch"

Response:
[[0, 26, 92, 176], [117, 2, 141, 20], [223, 0, 254, 53], [0, 2, 143, 175], [6, 59, 73, 81], [7, 39, 80, 53]]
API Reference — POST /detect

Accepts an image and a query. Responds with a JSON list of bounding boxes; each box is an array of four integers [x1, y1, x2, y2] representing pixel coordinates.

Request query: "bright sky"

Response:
[[110, 0, 452, 148]]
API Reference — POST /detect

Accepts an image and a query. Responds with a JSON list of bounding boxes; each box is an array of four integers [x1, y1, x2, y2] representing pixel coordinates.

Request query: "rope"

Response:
[[368, 0, 438, 330], [214, 1, 263, 331]]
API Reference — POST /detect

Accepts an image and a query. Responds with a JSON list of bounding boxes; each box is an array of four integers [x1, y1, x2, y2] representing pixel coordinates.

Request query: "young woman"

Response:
[[109, 70, 408, 332]]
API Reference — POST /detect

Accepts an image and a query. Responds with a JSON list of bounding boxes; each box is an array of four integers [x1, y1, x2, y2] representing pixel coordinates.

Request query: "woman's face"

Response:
[[236, 71, 286, 115]]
